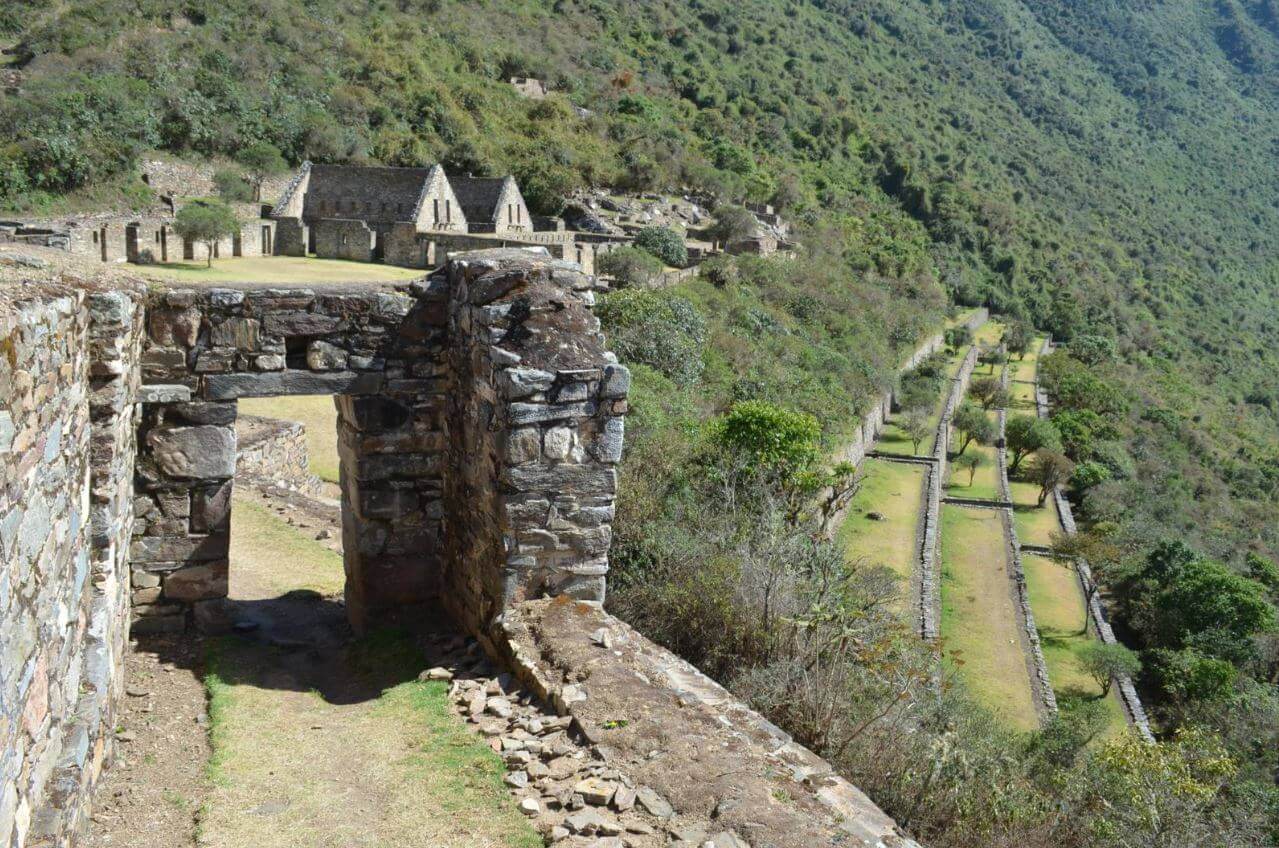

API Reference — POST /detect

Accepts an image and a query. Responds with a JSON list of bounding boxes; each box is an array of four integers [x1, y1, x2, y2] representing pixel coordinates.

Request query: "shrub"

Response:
[[710, 400, 821, 480], [699, 254, 737, 287], [707, 205, 757, 245], [596, 288, 707, 385], [598, 246, 663, 287], [213, 169, 254, 202], [633, 226, 688, 267]]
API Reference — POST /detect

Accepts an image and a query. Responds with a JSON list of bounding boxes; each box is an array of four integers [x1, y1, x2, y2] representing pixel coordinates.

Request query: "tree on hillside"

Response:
[[598, 246, 662, 287], [970, 375, 999, 408], [1028, 450, 1074, 506], [1001, 321, 1033, 359], [955, 451, 982, 486], [902, 409, 932, 455], [952, 402, 993, 456], [1078, 641, 1141, 697], [1007, 415, 1062, 473], [708, 205, 757, 246], [172, 199, 240, 268], [236, 142, 288, 202], [633, 226, 688, 267], [213, 168, 254, 202]]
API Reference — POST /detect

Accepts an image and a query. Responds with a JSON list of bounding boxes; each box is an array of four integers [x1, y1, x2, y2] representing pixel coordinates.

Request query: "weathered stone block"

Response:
[[508, 401, 596, 426], [205, 371, 383, 399], [190, 480, 232, 534], [306, 340, 348, 371], [162, 561, 228, 602], [146, 426, 236, 479], [503, 465, 616, 496], [600, 364, 631, 399], [168, 401, 237, 426], [209, 318, 260, 350], [506, 428, 542, 465], [148, 307, 201, 348], [261, 311, 341, 337], [129, 533, 228, 564], [136, 384, 191, 404], [499, 367, 555, 399]]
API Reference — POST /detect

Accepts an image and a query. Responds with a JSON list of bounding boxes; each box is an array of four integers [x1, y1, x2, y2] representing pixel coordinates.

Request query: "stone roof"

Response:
[[301, 164, 437, 226], [450, 176, 511, 224]]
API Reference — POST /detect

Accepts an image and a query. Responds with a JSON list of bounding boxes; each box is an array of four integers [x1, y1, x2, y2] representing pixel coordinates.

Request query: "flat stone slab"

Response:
[[137, 384, 193, 403], [204, 370, 385, 399]]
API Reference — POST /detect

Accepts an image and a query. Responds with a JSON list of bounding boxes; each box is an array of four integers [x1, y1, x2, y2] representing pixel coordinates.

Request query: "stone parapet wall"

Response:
[[994, 361, 1057, 717], [918, 344, 978, 639], [496, 600, 922, 848]]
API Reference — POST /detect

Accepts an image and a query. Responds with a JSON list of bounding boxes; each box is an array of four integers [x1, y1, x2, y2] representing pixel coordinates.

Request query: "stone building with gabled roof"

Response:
[[271, 161, 467, 260], [451, 175, 531, 236]]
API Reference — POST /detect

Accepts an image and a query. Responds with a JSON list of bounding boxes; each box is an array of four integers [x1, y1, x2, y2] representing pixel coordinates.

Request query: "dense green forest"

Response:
[[6, 0, 1279, 844]]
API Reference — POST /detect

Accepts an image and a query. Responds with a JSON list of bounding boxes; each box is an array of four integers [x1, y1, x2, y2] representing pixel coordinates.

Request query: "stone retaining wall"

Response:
[[1034, 339, 1153, 740], [918, 344, 978, 639], [994, 361, 1057, 717], [234, 414, 323, 495]]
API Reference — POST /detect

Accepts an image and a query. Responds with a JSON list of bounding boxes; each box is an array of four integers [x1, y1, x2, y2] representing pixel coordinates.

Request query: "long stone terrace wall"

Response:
[[994, 360, 1056, 717], [918, 344, 978, 639], [1, 280, 145, 848], [1033, 339, 1154, 740]]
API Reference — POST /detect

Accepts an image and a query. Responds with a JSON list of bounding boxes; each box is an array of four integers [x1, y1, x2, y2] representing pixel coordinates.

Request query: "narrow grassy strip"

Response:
[[839, 458, 927, 604], [939, 505, 1040, 731], [238, 395, 341, 484], [203, 493, 542, 848], [138, 255, 422, 284], [1010, 479, 1059, 547], [1021, 554, 1127, 735]]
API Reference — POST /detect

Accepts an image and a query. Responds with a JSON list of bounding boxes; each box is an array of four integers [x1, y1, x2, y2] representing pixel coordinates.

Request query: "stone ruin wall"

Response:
[[1, 281, 145, 848], [234, 415, 322, 495], [0, 249, 925, 847]]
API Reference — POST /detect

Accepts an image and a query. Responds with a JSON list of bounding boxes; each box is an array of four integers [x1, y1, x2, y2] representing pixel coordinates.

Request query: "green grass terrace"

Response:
[[1022, 553, 1128, 736], [939, 504, 1040, 731], [839, 458, 926, 609]]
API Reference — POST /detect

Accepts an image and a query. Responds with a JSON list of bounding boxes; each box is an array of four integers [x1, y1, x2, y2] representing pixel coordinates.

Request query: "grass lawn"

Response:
[[972, 320, 1005, 348], [1011, 478, 1059, 546], [202, 493, 542, 848], [946, 415, 1001, 501], [229, 493, 345, 597], [1022, 554, 1127, 735], [939, 505, 1040, 731], [238, 395, 341, 484], [138, 255, 422, 285], [839, 459, 926, 599]]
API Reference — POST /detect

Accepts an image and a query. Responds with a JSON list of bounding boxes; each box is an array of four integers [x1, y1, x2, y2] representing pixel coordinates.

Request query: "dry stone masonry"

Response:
[[1, 248, 923, 847], [2, 280, 145, 848]]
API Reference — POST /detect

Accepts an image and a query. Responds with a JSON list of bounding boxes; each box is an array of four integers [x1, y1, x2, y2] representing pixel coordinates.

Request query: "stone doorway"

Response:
[[128, 252, 628, 642]]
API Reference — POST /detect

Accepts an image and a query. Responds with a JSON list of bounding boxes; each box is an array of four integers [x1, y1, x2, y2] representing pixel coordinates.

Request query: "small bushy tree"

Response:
[[633, 226, 688, 267], [598, 246, 663, 287], [711, 400, 821, 482], [1028, 450, 1074, 505], [952, 402, 993, 456], [213, 168, 254, 202], [236, 142, 288, 201], [902, 409, 932, 455], [955, 451, 982, 486], [172, 199, 240, 268], [1006, 415, 1062, 472], [708, 204, 757, 245], [1078, 641, 1141, 697], [1001, 320, 1033, 359]]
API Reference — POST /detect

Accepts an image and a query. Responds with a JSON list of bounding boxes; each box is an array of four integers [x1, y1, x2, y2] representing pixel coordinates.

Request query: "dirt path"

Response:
[[82, 637, 209, 848], [87, 489, 539, 848]]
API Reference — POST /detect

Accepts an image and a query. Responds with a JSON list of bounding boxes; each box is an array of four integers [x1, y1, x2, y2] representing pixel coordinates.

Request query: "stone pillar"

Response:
[[336, 391, 446, 633], [440, 250, 627, 635], [130, 400, 236, 633]]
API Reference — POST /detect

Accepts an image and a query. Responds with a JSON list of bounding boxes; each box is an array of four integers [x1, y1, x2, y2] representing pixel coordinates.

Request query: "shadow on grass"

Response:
[[136, 591, 459, 707]]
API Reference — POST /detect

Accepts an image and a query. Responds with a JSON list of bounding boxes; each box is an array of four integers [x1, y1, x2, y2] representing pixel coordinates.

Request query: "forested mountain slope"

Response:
[[6, 1, 1279, 843]]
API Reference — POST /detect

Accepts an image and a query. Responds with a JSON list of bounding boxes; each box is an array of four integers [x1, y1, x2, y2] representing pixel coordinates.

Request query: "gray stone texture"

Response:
[[1, 282, 145, 848]]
